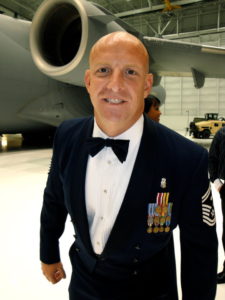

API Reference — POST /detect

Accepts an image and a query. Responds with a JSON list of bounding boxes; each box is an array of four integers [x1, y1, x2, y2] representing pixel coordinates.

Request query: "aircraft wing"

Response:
[[2, 0, 225, 136], [29, 0, 225, 90], [143, 36, 225, 87]]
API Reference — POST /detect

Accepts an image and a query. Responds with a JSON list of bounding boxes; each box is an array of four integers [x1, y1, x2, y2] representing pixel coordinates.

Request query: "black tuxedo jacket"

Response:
[[40, 116, 217, 300]]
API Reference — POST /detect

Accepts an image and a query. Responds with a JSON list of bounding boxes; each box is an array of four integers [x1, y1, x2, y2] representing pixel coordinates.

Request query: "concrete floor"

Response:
[[0, 144, 225, 299]]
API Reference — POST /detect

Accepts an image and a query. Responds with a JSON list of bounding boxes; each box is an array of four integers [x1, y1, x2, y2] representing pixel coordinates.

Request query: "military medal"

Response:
[[155, 205, 162, 215], [159, 216, 165, 232], [147, 190, 173, 234], [147, 203, 155, 233], [147, 215, 154, 227], [156, 193, 163, 216], [153, 216, 160, 233], [168, 202, 173, 216], [165, 215, 171, 232], [165, 226, 170, 232], [147, 226, 153, 233], [165, 203, 173, 232], [153, 226, 159, 233], [160, 216, 166, 225], [163, 206, 168, 214]]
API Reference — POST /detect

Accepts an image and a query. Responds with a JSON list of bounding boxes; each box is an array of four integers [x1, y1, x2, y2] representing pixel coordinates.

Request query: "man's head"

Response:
[[84, 31, 153, 136]]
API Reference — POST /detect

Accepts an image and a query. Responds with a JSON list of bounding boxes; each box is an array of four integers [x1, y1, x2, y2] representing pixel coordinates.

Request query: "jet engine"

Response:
[[30, 0, 127, 86]]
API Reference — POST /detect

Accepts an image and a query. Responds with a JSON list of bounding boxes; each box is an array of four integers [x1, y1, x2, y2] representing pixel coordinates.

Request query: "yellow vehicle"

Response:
[[190, 119, 225, 138]]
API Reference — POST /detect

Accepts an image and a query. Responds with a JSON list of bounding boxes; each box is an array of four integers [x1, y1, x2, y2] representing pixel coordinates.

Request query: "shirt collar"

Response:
[[92, 115, 144, 144]]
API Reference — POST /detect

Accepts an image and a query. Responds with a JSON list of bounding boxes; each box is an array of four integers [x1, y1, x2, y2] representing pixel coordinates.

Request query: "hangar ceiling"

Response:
[[0, 0, 225, 38], [1, 0, 225, 120]]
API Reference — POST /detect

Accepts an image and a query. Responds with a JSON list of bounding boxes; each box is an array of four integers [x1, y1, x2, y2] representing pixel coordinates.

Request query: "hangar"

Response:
[[1, 0, 225, 133], [0, 1, 225, 299]]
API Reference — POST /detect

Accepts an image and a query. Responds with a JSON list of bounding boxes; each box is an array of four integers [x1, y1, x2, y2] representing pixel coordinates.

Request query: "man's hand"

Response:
[[41, 261, 66, 284]]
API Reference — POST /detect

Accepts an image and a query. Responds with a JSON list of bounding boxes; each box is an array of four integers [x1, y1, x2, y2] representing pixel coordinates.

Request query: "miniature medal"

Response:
[[160, 178, 167, 189]]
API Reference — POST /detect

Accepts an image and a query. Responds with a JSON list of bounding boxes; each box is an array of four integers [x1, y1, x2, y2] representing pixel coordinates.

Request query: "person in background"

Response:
[[40, 31, 217, 300], [144, 85, 165, 122], [144, 96, 161, 122], [209, 126, 225, 284]]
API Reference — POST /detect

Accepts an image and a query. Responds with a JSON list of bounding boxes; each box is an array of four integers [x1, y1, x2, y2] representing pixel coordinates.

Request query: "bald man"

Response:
[[40, 32, 217, 300]]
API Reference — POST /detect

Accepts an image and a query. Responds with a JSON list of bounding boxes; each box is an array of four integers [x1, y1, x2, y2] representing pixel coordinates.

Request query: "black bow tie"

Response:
[[86, 137, 129, 163]]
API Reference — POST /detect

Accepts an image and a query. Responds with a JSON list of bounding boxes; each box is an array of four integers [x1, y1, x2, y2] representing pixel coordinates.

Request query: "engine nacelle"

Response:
[[30, 0, 126, 86]]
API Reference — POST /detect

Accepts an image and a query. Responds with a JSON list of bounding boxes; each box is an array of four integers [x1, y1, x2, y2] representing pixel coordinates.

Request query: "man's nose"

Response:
[[106, 71, 124, 92]]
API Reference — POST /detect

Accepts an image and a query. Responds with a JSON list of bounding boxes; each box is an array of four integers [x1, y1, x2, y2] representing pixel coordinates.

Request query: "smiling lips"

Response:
[[104, 98, 126, 104]]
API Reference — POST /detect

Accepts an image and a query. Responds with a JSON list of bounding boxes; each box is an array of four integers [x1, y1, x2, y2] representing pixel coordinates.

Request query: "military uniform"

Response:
[[40, 116, 217, 299]]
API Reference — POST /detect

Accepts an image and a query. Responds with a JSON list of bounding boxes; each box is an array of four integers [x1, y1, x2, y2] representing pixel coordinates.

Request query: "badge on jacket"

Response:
[[147, 191, 173, 234], [202, 184, 216, 226]]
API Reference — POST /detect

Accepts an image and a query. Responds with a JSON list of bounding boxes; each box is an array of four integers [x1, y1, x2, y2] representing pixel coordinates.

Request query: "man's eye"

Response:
[[97, 67, 109, 73], [126, 69, 137, 75]]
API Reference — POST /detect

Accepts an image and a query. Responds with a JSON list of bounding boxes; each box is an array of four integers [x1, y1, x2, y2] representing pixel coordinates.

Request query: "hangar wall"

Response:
[[160, 31, 225, 131]]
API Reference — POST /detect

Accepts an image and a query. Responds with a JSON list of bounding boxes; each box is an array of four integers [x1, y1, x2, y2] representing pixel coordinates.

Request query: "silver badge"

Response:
[[160, 178, 166, 189]]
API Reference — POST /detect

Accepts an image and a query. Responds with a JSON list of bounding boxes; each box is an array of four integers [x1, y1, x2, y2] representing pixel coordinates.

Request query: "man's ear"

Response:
[[84, 69, 91, 93], [144, 73, 153, 98]]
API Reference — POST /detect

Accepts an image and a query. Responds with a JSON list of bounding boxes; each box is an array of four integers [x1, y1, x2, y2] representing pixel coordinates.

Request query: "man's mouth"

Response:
[[104, 98, 126, 104]]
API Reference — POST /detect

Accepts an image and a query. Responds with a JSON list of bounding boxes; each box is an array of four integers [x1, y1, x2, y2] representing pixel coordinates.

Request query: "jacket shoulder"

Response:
[[147, 119, 207, 165], [155, 121, 204, 150], [58, 117, 92, 135], [54, 117, 92, 143], [52, 117, 92, 157]]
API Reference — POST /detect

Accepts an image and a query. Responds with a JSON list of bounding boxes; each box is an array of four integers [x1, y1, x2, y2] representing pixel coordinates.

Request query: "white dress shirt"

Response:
[[85, 115, 144, 254]]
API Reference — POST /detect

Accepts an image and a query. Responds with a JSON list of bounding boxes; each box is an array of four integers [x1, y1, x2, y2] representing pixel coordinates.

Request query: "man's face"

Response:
[[85, 37, 152, 135]]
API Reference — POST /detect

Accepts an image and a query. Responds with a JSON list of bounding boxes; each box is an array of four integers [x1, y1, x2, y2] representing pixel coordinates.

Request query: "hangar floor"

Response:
[[0, 146, 225, 299]]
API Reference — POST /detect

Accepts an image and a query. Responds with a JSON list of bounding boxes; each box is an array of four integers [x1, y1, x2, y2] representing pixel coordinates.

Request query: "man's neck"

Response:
[[94, 115, 143, 138], [95, 121, 134, 137]]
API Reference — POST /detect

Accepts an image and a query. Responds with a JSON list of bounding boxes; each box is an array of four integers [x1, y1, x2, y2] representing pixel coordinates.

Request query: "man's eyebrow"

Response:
[[125, 64, 142, 69], [92, 62, 110, 66], [91, 63, 144, 71]]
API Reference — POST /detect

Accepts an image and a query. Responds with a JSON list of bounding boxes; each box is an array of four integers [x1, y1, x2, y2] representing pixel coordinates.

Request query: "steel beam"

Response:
[[116, 0, 204, 18]]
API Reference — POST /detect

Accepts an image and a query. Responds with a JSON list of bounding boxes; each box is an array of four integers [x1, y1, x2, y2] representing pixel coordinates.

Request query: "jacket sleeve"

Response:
[[40, 124, 68, 264], [179, 148, 218, 300], [209, 130, 221, 182]]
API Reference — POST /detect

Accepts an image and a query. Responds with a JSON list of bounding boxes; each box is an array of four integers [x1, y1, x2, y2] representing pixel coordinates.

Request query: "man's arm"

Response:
[[40, 125, 68, 278], [179, 149, 218, 300]]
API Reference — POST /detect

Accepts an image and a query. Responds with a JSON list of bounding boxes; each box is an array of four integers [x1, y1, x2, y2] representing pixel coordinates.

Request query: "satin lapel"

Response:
[[67, 118, 94, 253], [103, 117, 159, 254]]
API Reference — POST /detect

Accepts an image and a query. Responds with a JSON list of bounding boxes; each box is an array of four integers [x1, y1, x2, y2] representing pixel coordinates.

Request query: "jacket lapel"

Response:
[[67, 117, 95, 253], [103, 117, 160, 254]]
